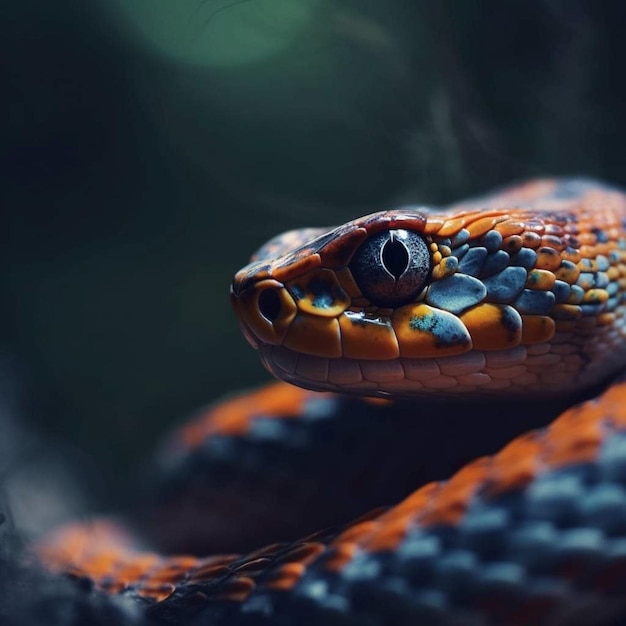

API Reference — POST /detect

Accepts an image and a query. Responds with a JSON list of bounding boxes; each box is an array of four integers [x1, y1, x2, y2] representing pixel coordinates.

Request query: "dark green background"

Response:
[[3, 0, 626, 503]]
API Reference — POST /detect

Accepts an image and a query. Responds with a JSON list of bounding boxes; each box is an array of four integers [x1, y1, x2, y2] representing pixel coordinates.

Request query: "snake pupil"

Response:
[[382, 235, 409, 279], [349, 228, 431, 308], [259, 289, 281, 322]]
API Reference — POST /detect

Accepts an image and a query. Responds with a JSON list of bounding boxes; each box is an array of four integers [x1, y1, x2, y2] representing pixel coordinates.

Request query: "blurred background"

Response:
[[2, 0, 626, 513]]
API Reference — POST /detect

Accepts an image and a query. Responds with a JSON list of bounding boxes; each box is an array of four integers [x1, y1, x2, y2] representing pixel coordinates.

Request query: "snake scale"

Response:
[[30, 178, 626, 625]]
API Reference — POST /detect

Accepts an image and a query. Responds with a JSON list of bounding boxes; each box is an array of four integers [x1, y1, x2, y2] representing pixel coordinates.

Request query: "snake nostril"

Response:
[[258, 289, 282, 322]]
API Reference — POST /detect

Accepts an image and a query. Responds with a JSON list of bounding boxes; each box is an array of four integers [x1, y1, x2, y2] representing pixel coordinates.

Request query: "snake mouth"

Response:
[[256, 341, 623, 400]]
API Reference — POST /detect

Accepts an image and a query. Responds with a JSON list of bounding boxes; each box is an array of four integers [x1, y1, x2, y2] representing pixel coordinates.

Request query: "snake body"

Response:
[[34, 179, 626, 625]]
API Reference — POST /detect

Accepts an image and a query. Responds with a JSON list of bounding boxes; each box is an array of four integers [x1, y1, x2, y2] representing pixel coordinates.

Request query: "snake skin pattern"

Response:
[[34, 179, 626, 625]]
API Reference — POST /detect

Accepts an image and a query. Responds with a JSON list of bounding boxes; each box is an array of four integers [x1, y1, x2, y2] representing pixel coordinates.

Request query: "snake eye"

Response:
[[350, 229, 431, 307]]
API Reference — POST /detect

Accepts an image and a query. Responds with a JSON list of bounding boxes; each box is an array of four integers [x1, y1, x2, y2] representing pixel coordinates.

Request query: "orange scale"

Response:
[[212, 576, 256, 602], [389, 482, 440, 519], [339, 312, 399, 360], [535, 247, 562, 271], [272, 249, 321, 276], [147, 565, 192, 584], [283, 313, 342, 358], [432, 257, 459, 280], [392, 304, 472, 358], [548, 402, 606, 438], [362, 514, 413, 552], [460, 304, 522, 351], [288, 269, 351, 318], [319, 227, 367, 267], [485, 432, 542, 496], [541, 235, 567, 252], [525, 222, 546, 235], [135, 582, 176, 603], [545, 223, 565, 236], [323, 543, 358, 573], [502, 235, 524, 254], [560, 248, 581, 264], [582, 289, 609, 304], [552, 304, 582, 320], [593, 243, 613, 259], [544, 404, 604, 447], [521, 232, 542, 248], [115, 554, 161, 582], [543, 424, 603, 469], [233, 263, 270, 287], [525, 269, 556, 290], [363, 211, 429, 233], [596, 312, 615, 326], [607, 227, 622, 240], [596, 242, 611, 255], [437, 216, 469, 238], [582, 258, 602, 272], [420, 458, 490, 526], [79, 551, 126, 578], [607, 266, 620, 280], [495, 220, 526, 237], [554, 263, 580, 284], [431, 262, 448, 281], [607, 412, 626, 432], [419, 492, 470, 527], [265, 562, 306, 591], [520, 315, 555, 344], [577, 231, 598, 246], [465, 216, 499, 238], [188, 564, 232, 585], [574, 220, 593, 234], [579, 244, 598, 259], [422, 216, 447, 234], [440, 457, 491, 492]]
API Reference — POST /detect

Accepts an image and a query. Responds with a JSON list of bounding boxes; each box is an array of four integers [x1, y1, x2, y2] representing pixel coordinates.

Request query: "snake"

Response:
[[28, 178, 626, 625]]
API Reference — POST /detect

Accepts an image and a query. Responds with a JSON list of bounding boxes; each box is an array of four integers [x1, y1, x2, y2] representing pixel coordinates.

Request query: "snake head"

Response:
[[231, 181, 626, 397]]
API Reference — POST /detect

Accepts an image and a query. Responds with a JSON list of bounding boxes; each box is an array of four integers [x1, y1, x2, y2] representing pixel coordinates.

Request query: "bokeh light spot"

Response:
[[108, 0, 319, 66]]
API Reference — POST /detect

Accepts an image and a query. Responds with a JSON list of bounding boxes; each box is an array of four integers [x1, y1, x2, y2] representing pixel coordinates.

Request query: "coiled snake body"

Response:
[[34, 179, 626, 625]]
